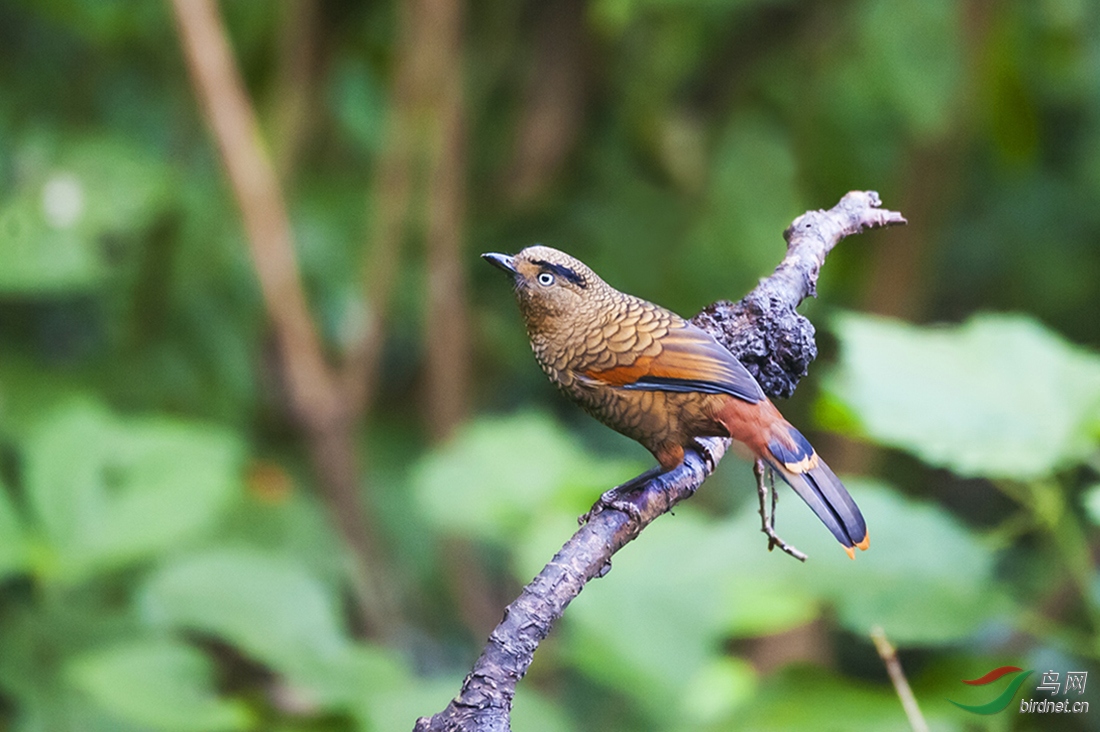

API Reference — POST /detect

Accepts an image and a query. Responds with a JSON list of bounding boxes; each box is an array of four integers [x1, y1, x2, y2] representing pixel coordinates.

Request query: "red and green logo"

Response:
[[950, 666, 1034, 715]]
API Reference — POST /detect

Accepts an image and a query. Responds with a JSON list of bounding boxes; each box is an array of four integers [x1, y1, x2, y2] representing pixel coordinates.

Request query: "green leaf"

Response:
[[677, 657, 756, 729], [138, 549, 443, 722], [1084, 483, 1100, 526], [414, 412, 644, 543], [0, 191, 106, 293], [590, 0, 782, 36], [0, 355, 102, 444], [328, 58, 388, 155], [138, 548, 357, 701], [23, 398, 243, 581], [0, 135, 172, 295], [557, 474, 1001, 711], [731, 479, 1007, 645], [825, 483, 1006, 644], [684, 112, 803, 299], [738, 666, 960, 732], [66, 639, 250, 732], [560, 511, 753, 719], [511, 688, 577, 732], [0, 475, 29, 580], [6, 0, 173, 45], [824, 312, 1100, 479], [353, 675, 460, 732], [856, 0, 962, 139], [58, 136, 172, 235]]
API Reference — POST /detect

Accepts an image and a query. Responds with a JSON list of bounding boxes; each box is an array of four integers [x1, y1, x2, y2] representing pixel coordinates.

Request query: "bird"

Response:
[[483, 245, 868, 559]]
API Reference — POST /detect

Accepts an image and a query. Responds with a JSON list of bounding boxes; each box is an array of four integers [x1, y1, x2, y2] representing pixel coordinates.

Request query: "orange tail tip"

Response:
[[767, 458, 867, 555], [842, 532, 870, 560]]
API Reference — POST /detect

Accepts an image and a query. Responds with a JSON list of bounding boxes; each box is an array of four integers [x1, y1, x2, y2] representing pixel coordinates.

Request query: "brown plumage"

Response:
[[484, 245, 868, 557]]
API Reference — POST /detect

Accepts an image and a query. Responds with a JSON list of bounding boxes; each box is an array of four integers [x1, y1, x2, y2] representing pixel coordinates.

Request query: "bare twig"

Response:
[[270, 0, 322, 185], [501, 0, 588, 205], [338, 99, 413, 418], [338, 0, 418, 417], [871, 627, 931, 732], [754, 459, 807, 561], [421, 0, 470, 441], [340, 0, 473, 434], [414, 191, 906, 731], [694, 190, 907, 398]]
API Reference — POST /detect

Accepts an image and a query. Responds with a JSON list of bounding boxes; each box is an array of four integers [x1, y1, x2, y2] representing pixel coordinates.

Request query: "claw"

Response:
[[692, 438, 722, 472], [579, 466, 664, 524]]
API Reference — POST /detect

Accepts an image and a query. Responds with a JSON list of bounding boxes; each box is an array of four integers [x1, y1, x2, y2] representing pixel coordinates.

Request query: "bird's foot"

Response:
[[692, 437, 723, 473], [579, 466, 663, 525], [580, 488, 642, 524], [754, 459, 807, 562]]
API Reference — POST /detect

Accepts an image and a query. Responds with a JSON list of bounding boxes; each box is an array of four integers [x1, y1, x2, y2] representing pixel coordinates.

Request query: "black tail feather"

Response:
[[769, 457, 868, 554]]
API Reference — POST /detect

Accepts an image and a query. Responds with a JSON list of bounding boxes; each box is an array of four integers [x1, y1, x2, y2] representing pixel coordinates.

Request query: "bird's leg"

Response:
[[692, 437, 722, 474], [579, 466, 664, 525], [754, 459, 807, 562]]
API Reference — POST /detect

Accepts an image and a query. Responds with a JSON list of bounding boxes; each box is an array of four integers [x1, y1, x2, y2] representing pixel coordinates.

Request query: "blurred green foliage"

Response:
[[1, 0, 1100, 731], [822, 313, 1100, 479]]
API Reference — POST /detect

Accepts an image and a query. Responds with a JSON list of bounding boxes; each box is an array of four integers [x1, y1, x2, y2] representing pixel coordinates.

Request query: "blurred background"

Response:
[[1, 0, 1099, 730]]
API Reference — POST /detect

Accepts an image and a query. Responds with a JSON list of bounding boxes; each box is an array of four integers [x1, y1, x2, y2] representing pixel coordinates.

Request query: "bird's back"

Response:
[[527, 285, 681, 388]]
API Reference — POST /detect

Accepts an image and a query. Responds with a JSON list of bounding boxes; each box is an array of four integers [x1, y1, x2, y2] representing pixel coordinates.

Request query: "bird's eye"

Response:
[[537, 272, 555, 286]]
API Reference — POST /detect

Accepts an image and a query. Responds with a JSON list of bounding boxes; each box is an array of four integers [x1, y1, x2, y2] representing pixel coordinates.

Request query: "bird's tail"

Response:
[[767, 455, 869, 559], [712, 398, 868, 557]]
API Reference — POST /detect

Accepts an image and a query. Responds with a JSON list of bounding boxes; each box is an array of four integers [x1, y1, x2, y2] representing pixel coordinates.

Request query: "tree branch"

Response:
[[170, 0, 399, 640], [500, 0, 588, 206], [421, 0, 471, 441], [339, 0, 471, 431], [270, 0, 322, 186], [338, 0, 418, 418], [871, 626, 931, 732], [414, 190, 906, 732], [170, 0, 336, 426]]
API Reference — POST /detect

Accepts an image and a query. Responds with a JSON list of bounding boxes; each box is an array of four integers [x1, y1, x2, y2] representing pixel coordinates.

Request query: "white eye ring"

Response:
[[537, 272, 555, 286]]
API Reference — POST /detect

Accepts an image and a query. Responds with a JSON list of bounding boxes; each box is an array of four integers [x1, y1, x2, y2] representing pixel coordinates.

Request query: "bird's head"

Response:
[[482, 245, 607, 328]]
